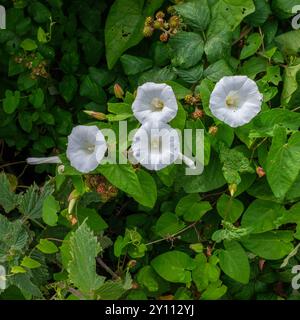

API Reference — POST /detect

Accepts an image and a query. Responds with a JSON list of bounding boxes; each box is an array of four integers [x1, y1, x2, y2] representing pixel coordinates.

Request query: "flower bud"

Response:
[[156, 11, 165, 19], [83, 110, 107, 121], [153, 20, 163, 29], [229, 184, 237, 197], [144, 16, 153, 26], [143, 25, 154, 37], [191, 108, 204, 120], [68, 190, 80, 214], [160, 32, 169, 42], [114, 83, 124, 99], [256, 166, 266, 178], [169, 15, 180, 28], [209, 126, 218, 136]]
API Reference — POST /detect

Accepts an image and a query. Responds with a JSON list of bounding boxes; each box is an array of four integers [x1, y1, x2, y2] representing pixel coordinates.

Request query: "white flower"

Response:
[[132, 82, 178, 124], [131, 121, 180, 171], [26, 156, 62, 165], [66, 125, 107, 173], [209, 76, 263, 128]]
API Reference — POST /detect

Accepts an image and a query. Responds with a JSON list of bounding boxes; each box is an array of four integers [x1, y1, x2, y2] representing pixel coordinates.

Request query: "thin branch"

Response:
[[96, 257, 120, 280], [146, 222, 198, 246], [68, 287, 85, 300]]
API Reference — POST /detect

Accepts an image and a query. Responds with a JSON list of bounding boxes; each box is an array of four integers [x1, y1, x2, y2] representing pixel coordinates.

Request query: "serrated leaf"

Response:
[[0, 172, 19, 213], [19, 181, 54, 221], [68, 222, 105, 294]]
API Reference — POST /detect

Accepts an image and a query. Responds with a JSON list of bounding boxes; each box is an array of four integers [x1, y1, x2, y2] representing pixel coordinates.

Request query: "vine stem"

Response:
[[146, 221, 198, 246], [96, 257, 120, 280], [0, 161, 27, 169]]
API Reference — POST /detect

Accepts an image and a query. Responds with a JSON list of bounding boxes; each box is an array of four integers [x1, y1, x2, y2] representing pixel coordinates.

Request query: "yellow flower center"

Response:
[[151, 98, 164, 110], [225, 92, 239, 109], [151, 137, 161, 151], [86, 145, 95, 153]]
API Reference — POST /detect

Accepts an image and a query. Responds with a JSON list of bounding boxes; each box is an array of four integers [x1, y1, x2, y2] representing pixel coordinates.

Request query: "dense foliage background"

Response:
[[0, 0, 300, 300]]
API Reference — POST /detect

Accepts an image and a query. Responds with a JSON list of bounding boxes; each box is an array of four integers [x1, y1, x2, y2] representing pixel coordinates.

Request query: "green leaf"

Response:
[[76, 207, 108, 233], [98, 164, 156, 208], [217, 194, 244, 223], [137, 265, 169, 293], [181, 154, 226, 193], [3, 90, 20, 114], [37, 27, 48, 43], [241, 231, 294, 260], [105, 0, 163, 69], [151, 251, 196, 283], [59, 75, 78, 103], [169, 101, 186, 130], [165, 81, 192, 100], [0, 172, 19, 213], [18, 112, 32, 133], [19, 182, 54, 221], [205, 0, 255, 62], [240, 33, 262, 60], [0, 215, 29, 263], [271, 0, 300, 19], [275, 30, 300, 56], [219, 241, 250, 284], [192, 254, 221, 292], [170, 32, 204, 69], [80, 75, 106, 104], [250, 109, 300, 138], [36, 239, 58, 254], [11, 266, 27, 274], [28, 2, 51, 23], [281, 60, 300, 106], [174, 0, 210, 31], [135, 169, 157, 208], [21, 257, 41, 269], [108, 103, 132, 115], [42, 195, 60, 227], [20, 39, 38, 51], [200, 282, 227, 300], [241, 199, 284, 233], [29, 88, 44, 109], [154, 212, 186, 237], [96, 273, 132, 300], [266, 127, 300, 200], [204, 60, 233, 82], [120, 54, 153, 76], [68, 222, 105, 294], [176, 194, 212, 222], [219, 144, 254, 185], [245, 0, 271, 26]]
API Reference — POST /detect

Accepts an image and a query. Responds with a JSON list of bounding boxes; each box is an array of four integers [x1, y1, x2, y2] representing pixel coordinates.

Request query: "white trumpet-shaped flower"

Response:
[[66, 125, 107, 173], [131, 121, 180, 171], [209, 76, 263, 128], [132, 82, 178, 124], [26, 156, 62, 165]]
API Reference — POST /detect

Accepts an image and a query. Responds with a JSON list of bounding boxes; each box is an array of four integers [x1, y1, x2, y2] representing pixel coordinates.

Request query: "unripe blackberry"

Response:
[[145, 16, 153, 26], [143, 25, 154, 37], [156, 11, 165, 19], [169, 15, 180, 28]]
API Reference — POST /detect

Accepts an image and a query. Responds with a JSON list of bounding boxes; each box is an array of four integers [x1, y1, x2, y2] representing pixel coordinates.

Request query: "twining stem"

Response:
[[146, 221, 198, 246], [96, 257, 120, 280], [0, 161, 27, 169]]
